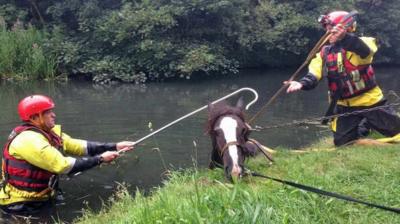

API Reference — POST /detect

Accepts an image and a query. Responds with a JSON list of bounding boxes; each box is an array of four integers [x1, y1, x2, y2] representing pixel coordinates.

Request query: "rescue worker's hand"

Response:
[[284, 80, 303, 93], [100, 151, 120, 163], [116, 141, 135, 153], [329, 24, 346, 44]]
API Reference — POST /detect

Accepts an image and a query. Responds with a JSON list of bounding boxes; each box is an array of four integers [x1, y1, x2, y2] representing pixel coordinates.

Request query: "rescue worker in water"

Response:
[[0, 94, 135, 214], [284, 11, 400, 146]]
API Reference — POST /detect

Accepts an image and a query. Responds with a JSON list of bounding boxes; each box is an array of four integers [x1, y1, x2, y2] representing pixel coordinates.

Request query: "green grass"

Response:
[[75, 143, 400, 224], [0, 22, 57, 80]]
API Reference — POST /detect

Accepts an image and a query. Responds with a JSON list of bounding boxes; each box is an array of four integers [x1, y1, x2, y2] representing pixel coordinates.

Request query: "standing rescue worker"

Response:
[[0, 95, 135, 214], [284, 11, 400, 146]]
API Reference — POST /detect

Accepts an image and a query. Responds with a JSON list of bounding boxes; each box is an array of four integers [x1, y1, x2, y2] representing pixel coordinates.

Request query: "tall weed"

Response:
[[0, 19, 57, 80]]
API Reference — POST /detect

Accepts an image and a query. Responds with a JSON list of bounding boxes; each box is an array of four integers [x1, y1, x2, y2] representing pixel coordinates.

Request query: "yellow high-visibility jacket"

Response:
[[308, 37, 383, 107], [0, 125, 87, 205]]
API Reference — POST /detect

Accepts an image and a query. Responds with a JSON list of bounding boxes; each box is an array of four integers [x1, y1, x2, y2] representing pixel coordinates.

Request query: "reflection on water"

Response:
[[0, 67, 399, 223]]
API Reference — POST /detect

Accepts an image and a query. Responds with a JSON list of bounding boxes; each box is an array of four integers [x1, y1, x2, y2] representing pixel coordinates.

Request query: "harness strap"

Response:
[[7, 159, 45, 171], [246, 138, 274, 162], [321, 47, 344, 125], [321, 91, 341, 125], [2, 158, 9, 193], [7, 175, 48, 185], [36, 175, 58, 197], [219, 141, 240, 157], [9, 185, 48, 192]]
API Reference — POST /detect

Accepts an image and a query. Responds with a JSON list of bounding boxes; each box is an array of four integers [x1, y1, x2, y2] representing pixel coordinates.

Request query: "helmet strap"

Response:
[[29, 113, 50, 131]]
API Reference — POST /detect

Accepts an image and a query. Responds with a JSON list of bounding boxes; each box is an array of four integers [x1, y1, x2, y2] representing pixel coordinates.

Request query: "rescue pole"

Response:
[[248, 10, 358, 124], [125, 87, 258, 149]]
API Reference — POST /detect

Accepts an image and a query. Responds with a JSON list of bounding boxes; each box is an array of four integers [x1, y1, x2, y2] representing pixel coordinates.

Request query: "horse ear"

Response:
[[236, 97, 244, 110]]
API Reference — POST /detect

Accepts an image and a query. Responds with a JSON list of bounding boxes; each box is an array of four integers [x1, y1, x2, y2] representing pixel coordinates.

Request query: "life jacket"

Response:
[[2, 124, 63, 193], [322, 45, 377, 99]]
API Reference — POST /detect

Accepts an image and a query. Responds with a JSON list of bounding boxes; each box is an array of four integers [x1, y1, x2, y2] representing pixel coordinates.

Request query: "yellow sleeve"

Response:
[[9, 131, 75, 174], [347, 37, 377, 65], [61, 132, 87, 156], [308, 53, 323, 81], [361, 37, 378, 54], [52, 125, 87, 156]]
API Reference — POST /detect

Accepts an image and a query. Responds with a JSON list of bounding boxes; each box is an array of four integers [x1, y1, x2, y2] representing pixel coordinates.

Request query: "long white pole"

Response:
[[133, 87, 258, 145]]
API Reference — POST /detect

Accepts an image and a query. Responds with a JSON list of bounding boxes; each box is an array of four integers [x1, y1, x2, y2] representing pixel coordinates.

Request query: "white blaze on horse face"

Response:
[[219, 117, 242, 177]]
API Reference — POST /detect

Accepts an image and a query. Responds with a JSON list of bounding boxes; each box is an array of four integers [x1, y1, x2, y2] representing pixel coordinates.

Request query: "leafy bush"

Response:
[[1, 0, 400, 83]]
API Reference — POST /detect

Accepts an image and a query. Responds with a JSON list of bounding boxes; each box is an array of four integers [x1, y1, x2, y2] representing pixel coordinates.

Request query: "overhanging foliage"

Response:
[[1, 0, 399, 83]]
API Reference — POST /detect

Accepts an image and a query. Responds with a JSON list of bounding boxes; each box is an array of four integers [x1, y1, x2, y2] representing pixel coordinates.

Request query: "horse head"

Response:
[[206, 98, 257, 182]]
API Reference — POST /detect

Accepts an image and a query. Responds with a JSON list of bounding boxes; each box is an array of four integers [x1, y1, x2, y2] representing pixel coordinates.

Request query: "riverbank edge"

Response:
[[75, 139, 400, 224]]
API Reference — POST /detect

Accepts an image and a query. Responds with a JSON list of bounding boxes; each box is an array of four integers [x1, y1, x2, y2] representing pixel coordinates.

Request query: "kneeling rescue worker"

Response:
[[0, 95, 135, 214], [284, 10, 400, 146]]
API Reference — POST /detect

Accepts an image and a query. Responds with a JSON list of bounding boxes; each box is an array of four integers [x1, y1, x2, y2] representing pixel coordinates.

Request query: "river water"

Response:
[[0, 67, 399, 223]]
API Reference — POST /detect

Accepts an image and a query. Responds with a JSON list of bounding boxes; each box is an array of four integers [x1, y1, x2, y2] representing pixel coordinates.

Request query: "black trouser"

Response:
[[0, 200, 51, 215], [333, 100, 400, 146]]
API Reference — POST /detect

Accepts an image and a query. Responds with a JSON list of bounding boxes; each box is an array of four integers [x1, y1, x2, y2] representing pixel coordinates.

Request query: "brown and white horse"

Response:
[[206, 99, 270, 181]]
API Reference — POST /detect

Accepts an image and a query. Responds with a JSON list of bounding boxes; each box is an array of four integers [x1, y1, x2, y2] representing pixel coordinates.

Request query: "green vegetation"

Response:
[[0, 21, 57, 80], [75, 141, 400, 223], [1, 1, 400, 82]]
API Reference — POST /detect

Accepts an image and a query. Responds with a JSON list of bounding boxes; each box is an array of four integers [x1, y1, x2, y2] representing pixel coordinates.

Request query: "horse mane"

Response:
[[206, 101, 245, 135]]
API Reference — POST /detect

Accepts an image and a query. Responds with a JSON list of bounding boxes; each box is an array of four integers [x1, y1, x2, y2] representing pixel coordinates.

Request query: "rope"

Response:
[[247, 170, 400, 214], [254, 101, 400, 131], [248, 32, 330, 124], [210, 163, 400, 214]]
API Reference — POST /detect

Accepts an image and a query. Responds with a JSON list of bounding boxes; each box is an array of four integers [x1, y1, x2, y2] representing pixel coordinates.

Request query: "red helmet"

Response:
[[318, 11, 356, 32], [18, 95, 55, 121]]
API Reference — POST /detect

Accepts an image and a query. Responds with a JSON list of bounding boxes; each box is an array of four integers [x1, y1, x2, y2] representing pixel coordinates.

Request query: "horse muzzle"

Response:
[[225, 164, 244, 182]]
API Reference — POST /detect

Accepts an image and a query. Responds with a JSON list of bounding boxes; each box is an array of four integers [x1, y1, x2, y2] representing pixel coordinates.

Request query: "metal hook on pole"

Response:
[[130, 87, 258, 147]]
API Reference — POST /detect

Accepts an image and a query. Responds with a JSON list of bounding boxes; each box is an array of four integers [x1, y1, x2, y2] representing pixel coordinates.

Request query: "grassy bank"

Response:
[[75, 141, 400, 223]]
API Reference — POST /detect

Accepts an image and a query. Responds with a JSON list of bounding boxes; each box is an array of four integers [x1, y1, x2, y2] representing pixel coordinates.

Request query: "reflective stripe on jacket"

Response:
[[307, 37, 383, 107], [321, 45, 377, 99]]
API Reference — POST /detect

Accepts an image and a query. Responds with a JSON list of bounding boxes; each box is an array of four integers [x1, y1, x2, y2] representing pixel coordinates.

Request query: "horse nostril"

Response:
[[231, 170, 242, 183], [231, 165, 242, 179]]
